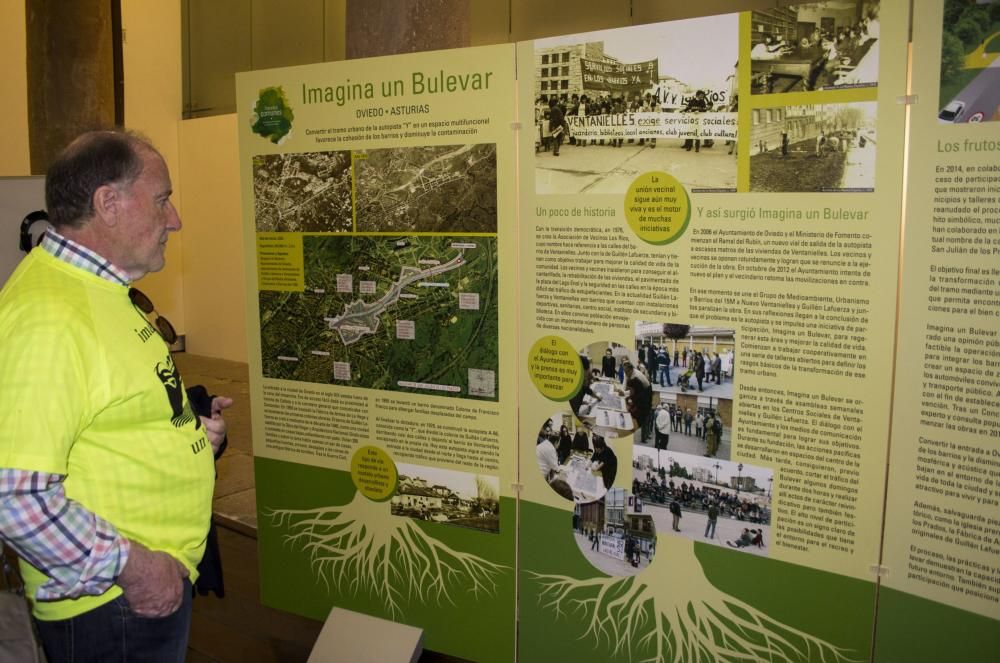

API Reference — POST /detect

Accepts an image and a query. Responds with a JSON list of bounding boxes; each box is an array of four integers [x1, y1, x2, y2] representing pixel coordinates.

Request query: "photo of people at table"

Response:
[[536, 411, 619, 504], [750, 0, 880, 94], [574, 342, 662, 440]]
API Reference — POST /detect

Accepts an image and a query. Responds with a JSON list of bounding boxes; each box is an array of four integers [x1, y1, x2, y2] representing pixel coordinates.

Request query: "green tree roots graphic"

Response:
[[528, 540, 861, 663], [266, 493, 508, 618]]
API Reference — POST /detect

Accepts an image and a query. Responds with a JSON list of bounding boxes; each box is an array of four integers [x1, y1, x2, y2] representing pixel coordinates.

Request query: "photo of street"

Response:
[[750, 102, 876, 192], [631, 448, 772, 556], [938, 0, 1000, 123], [392, 464, 500, 533], [532, 15, 738, 194], [572, 488, 656, 576], [354, 143, 498, 232], [259, 234, 498, 399]]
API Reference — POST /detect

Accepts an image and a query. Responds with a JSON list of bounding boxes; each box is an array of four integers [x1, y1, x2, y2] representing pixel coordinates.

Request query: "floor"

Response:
[[173, 353, 467, 663]]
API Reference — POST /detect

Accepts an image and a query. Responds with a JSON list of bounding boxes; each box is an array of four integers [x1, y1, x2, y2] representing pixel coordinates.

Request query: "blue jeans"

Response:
[[35, 580, 193, 663], [705, 519, 717, 538], [657, 365, 672, 386]]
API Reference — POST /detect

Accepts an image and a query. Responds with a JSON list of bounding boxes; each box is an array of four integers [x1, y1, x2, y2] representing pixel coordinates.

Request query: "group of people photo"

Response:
[[631, 449, 773, 557], [536, 89, 736, 157], [750, 1, 881, 93], [532, 13, 739, 194], [653, 403, 727, 459], [536, 413, 618, 504]]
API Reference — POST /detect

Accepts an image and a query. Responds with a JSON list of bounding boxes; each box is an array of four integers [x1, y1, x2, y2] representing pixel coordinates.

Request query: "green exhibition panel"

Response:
[[235, 2, 999, 660]]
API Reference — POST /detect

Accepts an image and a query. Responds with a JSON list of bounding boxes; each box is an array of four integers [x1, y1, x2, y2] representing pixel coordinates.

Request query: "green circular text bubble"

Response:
[[350, 445, 398, 502], [527, 335, 584, 402], [624, 172, 690, 245]]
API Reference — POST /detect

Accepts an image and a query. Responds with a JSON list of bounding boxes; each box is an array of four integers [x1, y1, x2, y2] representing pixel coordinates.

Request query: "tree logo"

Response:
[[251, 86, 294, 144]]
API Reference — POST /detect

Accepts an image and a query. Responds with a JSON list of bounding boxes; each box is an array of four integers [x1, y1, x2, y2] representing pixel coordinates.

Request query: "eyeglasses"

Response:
[[129, 287, 177, 345]]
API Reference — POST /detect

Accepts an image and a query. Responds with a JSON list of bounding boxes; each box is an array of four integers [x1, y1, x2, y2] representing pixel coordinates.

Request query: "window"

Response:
[[541, 67, 548, 77], [541, 81, 548, 90], [561, 80, 568, 90], [752, 109, 760, 125], [561, 66, 569, 76], [542, 54, 549, 64], [562, 52, 570, 62]]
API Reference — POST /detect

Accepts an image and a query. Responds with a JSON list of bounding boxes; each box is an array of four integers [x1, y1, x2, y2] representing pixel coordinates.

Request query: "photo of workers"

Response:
[[533, 14, 738, 194], [536, 411, 619, 504], [572, 488, 656, 576], [750, 1, 881, 94], [750, 102, 876, 192], [631, 448, 772, 557]]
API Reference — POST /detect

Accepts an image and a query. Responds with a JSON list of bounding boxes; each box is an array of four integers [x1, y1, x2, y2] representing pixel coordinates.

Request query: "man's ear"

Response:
[[92, 184, 120, 227]]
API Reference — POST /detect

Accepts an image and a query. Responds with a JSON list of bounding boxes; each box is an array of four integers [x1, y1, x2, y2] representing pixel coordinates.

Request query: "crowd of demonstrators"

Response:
[[630, 473, 770, 526], [537, 89, 735, 154]]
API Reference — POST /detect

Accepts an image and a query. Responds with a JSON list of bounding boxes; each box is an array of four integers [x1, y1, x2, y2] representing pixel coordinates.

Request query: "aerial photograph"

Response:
[[354, 143, 498, 232], [259, 234, 499, 400]]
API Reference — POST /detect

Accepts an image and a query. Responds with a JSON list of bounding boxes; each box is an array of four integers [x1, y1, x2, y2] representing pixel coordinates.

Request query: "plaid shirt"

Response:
[[0, 230, 131, 600]]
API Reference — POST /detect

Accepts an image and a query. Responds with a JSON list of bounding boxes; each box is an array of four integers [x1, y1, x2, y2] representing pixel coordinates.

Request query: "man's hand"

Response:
[[200, 396, 233, 454], [117, 540, 188, 617]]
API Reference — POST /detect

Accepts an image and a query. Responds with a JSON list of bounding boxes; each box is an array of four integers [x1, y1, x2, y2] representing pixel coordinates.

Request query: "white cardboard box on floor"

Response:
[[307, 607, 423, 663]]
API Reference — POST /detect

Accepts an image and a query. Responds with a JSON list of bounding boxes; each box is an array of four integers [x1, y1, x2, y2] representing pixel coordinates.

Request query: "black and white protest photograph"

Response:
[[631, 448, 772, 557], [533, 15, 738, 194], [536, 411, 618, 504], [750, 102, 877, 192], [391, 463, 500, 533], [750, 0, 881, 94], [572, 488, 656, 576]]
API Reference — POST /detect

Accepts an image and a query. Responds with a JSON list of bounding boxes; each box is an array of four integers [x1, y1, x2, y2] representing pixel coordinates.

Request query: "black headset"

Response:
[[19, 210, 49, 253]]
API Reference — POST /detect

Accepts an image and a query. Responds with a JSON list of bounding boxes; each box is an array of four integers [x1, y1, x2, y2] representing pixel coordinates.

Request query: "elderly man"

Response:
[[0, 130, 231, 661]]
